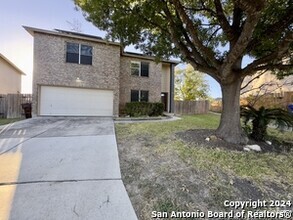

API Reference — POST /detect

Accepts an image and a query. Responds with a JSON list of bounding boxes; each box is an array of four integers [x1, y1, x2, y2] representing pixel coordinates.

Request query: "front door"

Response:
[[161, 92, 168, 112]]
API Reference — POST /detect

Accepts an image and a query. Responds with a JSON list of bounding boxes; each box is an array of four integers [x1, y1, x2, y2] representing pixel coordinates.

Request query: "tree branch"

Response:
[[241, 32, 293, 76], [213, 0, 236, 42], [243, 80, 292, 106], [206, 27, 221, 47], [185, 1, 217, 15], [174, 10, 208, 66], [246, 6, 293, 53], [249, 64, 293, 73], [221, 7, 263, 77], [170, 0, 220, 68], [241, 70, 266, 91], [159, 0, 220, 82], [183, 6, 215, 14], [238, 0, 266, 14], [232, 5, 242, 32]]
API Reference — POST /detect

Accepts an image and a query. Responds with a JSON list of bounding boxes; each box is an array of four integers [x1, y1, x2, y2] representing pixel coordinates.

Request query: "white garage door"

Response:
[[40, 86, 113, 116]]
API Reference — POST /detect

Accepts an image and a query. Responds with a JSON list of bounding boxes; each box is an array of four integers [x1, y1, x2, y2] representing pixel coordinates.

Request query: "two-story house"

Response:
[[24, 26, 178, 117]]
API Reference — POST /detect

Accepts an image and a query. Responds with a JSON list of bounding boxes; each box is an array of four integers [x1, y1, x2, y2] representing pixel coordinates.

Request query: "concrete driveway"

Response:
[[0, 117, 137, 220]]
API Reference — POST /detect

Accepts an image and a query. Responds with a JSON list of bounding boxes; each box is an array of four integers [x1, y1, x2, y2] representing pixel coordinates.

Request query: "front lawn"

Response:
[[0, 118, 22, 126], [115, 114, 293, 219]]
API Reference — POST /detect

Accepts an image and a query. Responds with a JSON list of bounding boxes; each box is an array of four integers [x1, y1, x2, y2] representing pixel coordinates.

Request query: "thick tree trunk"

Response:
[[216, 78, 249, 144]]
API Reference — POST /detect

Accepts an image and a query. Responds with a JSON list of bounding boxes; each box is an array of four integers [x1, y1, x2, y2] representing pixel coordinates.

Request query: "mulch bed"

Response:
[[176, 129, 292, 153]]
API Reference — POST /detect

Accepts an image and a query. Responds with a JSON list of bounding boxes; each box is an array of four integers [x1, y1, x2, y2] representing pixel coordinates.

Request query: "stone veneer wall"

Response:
[[32, 32, 121, 116], [119, 56, 162, 112]]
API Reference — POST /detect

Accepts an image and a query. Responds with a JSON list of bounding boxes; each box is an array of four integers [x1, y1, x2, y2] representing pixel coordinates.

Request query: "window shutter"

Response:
[[141, 62, 149, 77]]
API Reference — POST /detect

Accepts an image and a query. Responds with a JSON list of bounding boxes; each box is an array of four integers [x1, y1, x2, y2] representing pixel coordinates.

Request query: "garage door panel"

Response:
[[40, 86, 113, 116]]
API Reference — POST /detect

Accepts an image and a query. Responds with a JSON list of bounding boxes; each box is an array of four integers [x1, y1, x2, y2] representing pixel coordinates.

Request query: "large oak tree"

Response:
[[74, 0, 292, 144]]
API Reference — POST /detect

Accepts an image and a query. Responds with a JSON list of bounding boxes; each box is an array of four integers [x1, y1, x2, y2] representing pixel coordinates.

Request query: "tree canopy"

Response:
[[74, 0, 292, 144], [75, 0, 292, 79]]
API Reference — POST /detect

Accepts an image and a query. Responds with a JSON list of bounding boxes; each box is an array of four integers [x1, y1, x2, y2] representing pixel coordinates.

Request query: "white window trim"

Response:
[[78, 44, 81, 64], [66, 42, 93, 65]]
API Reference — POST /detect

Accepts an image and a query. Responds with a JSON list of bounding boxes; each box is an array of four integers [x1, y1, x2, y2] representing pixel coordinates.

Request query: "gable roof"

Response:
[[54, 29, 103, 41], [23, 26, 121, 47], [0, 53, 26, 75], [23, 26, 180, 65]]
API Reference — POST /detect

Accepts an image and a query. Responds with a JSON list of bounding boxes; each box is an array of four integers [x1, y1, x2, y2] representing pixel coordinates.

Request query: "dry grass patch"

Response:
[[115, 114, 293, 220]]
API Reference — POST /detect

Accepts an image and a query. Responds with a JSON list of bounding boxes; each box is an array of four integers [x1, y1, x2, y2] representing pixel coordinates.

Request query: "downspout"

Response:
[[169, 63, 175, 113]]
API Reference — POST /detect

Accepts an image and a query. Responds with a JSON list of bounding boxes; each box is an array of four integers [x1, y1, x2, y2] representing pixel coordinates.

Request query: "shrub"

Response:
[[151, 102, 165, 116], [125, 102, 164, 117], [241, 105, 293, 141]]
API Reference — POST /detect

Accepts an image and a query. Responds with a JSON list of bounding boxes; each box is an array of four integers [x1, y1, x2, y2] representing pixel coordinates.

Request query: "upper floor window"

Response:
[[66, 42, 92, 65], [131, 61, 149, 77]]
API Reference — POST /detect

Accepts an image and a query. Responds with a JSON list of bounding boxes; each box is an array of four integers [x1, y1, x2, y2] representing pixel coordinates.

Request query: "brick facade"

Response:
[[32, 32, 121, 116], [119, 56, 162, 111], [28, 27, 176, 116]]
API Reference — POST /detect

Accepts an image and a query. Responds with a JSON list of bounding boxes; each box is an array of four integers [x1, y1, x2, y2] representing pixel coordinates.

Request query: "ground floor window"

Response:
[[131, 90, 149, 102]]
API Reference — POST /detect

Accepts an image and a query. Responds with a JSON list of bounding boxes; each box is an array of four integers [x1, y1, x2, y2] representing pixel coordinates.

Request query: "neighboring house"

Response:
[[24, 26, 178, 117], [0, 53, 25, 94], [242, 71, 293, 97], [241, 71, 293, 109]]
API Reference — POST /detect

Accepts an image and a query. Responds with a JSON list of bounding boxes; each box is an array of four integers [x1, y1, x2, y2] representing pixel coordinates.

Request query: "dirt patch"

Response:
[[232, 178, 263, 201], [118, 137, 213, 218], [176, 129, 292, 153]]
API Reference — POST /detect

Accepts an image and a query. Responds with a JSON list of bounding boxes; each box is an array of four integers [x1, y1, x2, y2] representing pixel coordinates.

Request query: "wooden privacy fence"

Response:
[[174, 100, 210, 115], [0, 94, 32, 118]]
